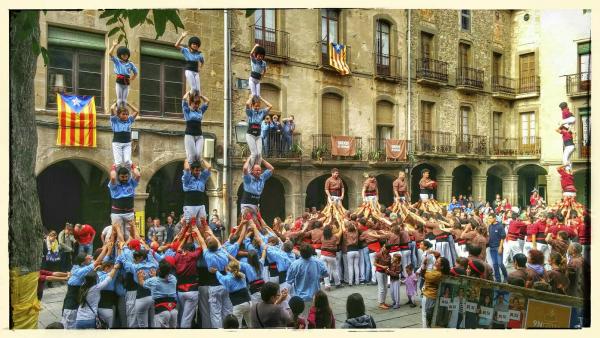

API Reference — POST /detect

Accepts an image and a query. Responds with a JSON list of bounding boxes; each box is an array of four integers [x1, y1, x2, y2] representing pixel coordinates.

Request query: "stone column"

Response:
[[436, 175, 453, 203], [502, 175, 519, 206], [545, 166, 563, 204], [472, 175, 487, 201]]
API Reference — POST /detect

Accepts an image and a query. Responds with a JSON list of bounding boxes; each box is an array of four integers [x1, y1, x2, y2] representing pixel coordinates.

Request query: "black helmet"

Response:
[[188, 36, 201, 47], [116, 46, 130, 59]]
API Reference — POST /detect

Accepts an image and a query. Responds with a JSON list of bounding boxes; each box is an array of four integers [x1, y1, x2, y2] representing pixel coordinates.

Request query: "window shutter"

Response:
[[322, 93, 343, 136], [376, 101, 394, 125], [578, 42, 591, 55], [48, 26, 105, 51], [141, 42, 185, 60]]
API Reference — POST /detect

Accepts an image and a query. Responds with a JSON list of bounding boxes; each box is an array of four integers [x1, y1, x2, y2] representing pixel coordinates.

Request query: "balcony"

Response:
[[575, 138, 591, 161], [366, 138, 410, 163], [517, 75, 540, 97], [230, 132, 302, 160], [490, 136, 541, 157], [491, 75, 516, 100], [456, 67, 484, 92], [319, 42, 352, 74], [311, 134, 363, 161], [413, 130, 454, 155], [455, 134, 488, 156], [250, 25, 290, 63], [416, 58, 449, 86], [373, 53, 402, 82], [566, 72, 591, 97]]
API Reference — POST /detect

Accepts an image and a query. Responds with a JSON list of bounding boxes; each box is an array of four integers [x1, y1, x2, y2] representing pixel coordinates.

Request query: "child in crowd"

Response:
[[387, 254, 402, 309], [404, 263, 418, 308]]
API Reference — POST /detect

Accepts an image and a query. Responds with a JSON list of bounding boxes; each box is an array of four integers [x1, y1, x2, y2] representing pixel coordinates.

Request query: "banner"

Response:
[[56, 93, 97, 147], [135, 210, 145, 238], [431, 276, 584, 329], [385, 139, 407, 160], [330, 136, 356, 157]]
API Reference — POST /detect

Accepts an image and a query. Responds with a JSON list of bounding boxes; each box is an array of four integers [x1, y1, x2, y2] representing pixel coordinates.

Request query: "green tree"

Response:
[[9, 9, 184, 328]]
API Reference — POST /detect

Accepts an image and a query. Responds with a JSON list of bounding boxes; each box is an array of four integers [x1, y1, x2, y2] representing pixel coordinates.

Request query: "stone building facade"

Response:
[[33, 10, 225, 234], [32, 9, 591, 235]]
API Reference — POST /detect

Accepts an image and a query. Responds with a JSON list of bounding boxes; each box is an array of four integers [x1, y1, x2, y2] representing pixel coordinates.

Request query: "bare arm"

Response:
[[250, 43, 259, 58], [108, 40, 118, 57], [202, 159, 212, 171], [261, 158, 274, 173], [126, 103, 140, 119], [174, 31, 188, 49], [245, 93, 253, 109], [243, 156, 251, 175], [260, 96, 273, 112]]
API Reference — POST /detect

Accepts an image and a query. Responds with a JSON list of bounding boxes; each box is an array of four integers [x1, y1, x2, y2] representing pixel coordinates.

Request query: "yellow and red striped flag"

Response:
[[56, 93, 97, 147], [329, 42, 351, 76]]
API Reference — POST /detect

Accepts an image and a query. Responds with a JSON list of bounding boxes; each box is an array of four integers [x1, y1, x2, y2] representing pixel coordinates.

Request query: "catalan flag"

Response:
[[329, 42, 351, 75], [56, 93, 97, 147]]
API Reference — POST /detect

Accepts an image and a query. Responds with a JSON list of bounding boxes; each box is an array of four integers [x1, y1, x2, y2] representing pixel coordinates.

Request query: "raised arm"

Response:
[[202, 159, 212, 171], [262, 158, 274, 173], [126, 102, 140, 119], [260, 96, 273, 112], [108, 40, 118, 57], [245, 93, 254, 109], [200, 95, 210, 105], [131, 164, 141, 182], [243, 156, 251, 175], [110, 165, 117, 185], [250, 43, 259, 58], [175, 31, 188, 49]]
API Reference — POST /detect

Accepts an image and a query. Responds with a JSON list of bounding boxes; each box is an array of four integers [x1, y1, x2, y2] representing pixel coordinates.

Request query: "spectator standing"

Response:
[[58, 223, 76, 272], [281, 115, 295, 154], [74, 223, 96, 256]]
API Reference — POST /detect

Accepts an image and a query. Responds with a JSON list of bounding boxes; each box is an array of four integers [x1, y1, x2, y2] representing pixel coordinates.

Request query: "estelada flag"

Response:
[[56, 93, 97, 147], [329, 42, 351, 75]]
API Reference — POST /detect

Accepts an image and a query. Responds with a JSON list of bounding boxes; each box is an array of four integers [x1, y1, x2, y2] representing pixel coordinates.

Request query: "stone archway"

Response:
[[236, 176, 286, 225], [305, 174, 350, 210], [410, 163, 439, 203], [452, 165, 473, 199], [376, 174, 396, 208], [36, 159, 110, 248], [486, 164, 511, 204], [516, 164, 548, 207]]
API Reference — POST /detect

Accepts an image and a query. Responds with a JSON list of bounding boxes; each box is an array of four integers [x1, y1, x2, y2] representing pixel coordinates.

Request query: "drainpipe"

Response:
[[223, 10, 232, 232], [406, 9, 412, 146]]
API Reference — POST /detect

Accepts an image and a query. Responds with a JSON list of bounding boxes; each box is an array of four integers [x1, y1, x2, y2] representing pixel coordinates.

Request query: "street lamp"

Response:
[[235, 121, 248, 144]]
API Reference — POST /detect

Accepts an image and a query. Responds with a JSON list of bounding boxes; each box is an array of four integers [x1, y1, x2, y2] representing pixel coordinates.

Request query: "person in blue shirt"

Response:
[[175, 31, 205, 96], [97, 260, 120, 328], [109, 102, 139, 169], [286, 243, 329, 317], [261, 115, 273, 157], [182, 158, 211, 226], [117, 245, 159, 328], [240, 244, 267, 303], [281, 115, 295, 154], [108, 40, 138, 108], [138, 260, 178, 328], [214, 259, 252, 328], [240, 156, 274, 219], [197, 225, 241, 328], [487, 214, 508, 282], [108, 165, 140, 242], [61, 242, 111, 328], [447, 196, 462, 212], [245, 94, 273, 169], [182, 92, 209, 164], [249, 43, 267, 97]]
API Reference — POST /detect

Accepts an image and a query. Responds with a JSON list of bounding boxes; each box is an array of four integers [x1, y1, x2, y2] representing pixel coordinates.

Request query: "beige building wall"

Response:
[[34, 10, 225, 217]]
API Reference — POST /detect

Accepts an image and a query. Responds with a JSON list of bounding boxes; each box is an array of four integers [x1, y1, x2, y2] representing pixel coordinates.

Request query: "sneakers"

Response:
[[379, 303, 391, 309], [409, 303, 417, 308]]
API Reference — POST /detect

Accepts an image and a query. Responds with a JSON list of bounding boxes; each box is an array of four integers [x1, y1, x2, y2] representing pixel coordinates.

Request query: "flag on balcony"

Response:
[[56, 93, 97, 147], [385, 139, 407, 160], [331, 135, 356, 156], [329, 42, 350, 75]]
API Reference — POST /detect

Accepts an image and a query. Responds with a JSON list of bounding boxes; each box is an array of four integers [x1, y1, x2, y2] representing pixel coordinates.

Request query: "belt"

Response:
[[177, 282, 199, 292], [435, 235, 449, 242], [184, 191, 205, 205], [329, 190, 341, 197], [241, 191, 261, 205], [365, 191, 377, 196], [250, 71, 262, 80], [116, 74, 130, 85], [312, 243, 322, 249], [154, 297, 177, 313]]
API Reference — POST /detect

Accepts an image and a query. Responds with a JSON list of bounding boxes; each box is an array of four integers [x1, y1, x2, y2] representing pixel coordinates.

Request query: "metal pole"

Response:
[[223, 10, 231, 233], [407, 9, 412, 145]]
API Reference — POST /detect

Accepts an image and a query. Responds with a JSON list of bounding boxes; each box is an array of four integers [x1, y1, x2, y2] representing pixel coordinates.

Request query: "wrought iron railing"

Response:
[[231, 132, 302, 159], [492, 75, 516, 95], [490, 136, 541, 156], [366, 138, 410, 162], [455, 134, 488, 155], [566, 72, 591, 96], [456, 67, 484, 90], [416, 58, 449, 83], [311, 134, 363, 160], [250, 25, 290, 61], [518, 75, 540, 94], [373, 53, 402, 81], [413, 130, 454, 154]]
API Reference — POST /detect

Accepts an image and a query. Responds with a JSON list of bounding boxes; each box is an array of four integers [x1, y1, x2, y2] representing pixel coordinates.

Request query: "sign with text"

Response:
[[384, 139, 407, 160], [524, 299, 572, 328], [330, 136, 356, 157]]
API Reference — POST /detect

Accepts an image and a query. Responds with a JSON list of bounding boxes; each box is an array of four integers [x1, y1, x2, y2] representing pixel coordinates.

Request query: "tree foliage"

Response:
[[100, 9, 185, 46]]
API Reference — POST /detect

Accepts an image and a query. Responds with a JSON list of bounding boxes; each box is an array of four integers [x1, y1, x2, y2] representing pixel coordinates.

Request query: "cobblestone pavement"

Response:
[[38, 282, 422, 329]]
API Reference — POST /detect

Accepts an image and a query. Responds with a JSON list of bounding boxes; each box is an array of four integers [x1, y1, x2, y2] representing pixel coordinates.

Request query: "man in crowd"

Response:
[[182, 158, 212, 226], [58, 223, 75, 272], [147, 217, 167, 245], [240, 156, 274, 218], [73, 223, 96, 256], [164, 215, 177, 243], [392, 170, 410, 203], [325, 168, 344, 205]]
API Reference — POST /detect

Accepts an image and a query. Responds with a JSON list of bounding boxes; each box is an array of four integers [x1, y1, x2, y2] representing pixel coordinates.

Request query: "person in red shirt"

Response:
[[557, 165, 577, 197], [174, 226, 203, 328], [74, 223, 96, 256], [503, 212, 527, 267], [523, 215, 549, 267]]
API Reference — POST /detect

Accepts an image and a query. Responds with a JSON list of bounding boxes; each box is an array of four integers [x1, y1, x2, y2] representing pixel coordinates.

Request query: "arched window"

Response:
[[321, 93, 343, 136]]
